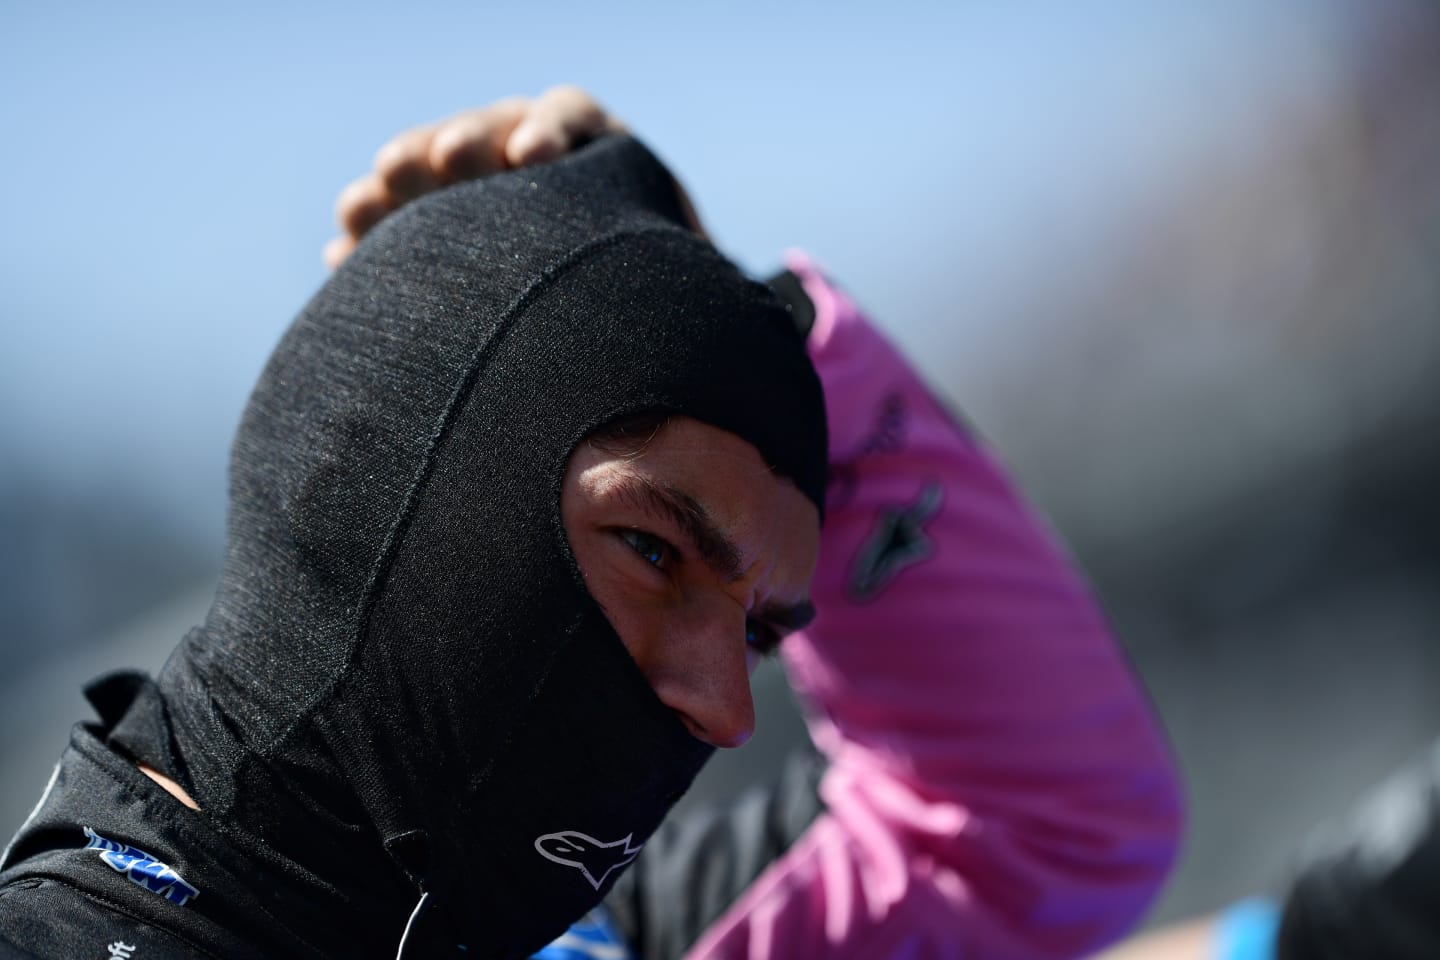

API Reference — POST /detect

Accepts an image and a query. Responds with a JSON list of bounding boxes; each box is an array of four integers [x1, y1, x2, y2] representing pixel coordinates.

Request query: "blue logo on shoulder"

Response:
[[83, 826, 199, 907]]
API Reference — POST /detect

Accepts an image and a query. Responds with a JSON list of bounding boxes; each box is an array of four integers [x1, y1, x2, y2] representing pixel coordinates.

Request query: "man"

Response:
[[0, 89, 1181, 959]]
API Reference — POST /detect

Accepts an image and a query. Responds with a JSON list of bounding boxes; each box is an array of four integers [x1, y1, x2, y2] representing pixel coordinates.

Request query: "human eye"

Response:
[[618, 528, 675, 570], [745, 619, 782, 657]]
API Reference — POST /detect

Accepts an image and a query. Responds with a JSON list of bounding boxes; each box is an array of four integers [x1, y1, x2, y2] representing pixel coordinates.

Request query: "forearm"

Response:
[[689, 254, 1183, 958]]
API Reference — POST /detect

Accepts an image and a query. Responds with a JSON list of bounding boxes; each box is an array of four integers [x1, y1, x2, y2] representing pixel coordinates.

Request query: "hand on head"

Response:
[[325, 85, 703, 268]]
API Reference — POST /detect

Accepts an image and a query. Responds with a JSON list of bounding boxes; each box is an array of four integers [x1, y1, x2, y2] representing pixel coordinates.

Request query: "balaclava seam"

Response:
[[154, 135, 827, 958], [267, 225, 682, 758]]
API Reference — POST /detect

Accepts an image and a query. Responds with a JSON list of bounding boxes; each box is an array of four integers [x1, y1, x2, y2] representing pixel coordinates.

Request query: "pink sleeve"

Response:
[[683, 253, 1183, 959]]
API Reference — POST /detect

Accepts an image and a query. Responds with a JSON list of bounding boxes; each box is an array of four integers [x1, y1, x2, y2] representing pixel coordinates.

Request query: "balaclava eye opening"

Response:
[[155, 135, 827, 958]]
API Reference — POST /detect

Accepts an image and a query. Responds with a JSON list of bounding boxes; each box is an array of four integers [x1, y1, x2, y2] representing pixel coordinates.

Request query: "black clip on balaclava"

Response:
[[154, 136, 827, 958]]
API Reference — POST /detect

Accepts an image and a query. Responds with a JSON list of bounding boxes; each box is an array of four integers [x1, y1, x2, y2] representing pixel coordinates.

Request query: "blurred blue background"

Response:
[[4, 0, 1439, 931]]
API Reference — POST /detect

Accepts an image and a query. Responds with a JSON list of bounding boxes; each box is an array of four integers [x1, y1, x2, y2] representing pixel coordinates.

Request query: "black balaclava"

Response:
[[153, 136, 826, 958]]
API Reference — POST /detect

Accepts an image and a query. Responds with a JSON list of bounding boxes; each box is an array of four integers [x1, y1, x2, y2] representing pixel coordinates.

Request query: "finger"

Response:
[[374, 122, 443, 205], [430, 97, 530, 182], [323, 234, 356, 270], [335, 173, 392, 238], [506, 85, 624, 166]]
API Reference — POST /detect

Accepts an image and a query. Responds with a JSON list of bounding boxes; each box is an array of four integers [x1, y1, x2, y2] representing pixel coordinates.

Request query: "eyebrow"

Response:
[[611, 475, 817, 632]]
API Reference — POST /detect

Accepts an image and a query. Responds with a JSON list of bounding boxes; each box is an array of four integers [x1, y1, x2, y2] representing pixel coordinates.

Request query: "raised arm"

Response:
[[679, 254, 1183, 959], [327, 93, 1183, 956]]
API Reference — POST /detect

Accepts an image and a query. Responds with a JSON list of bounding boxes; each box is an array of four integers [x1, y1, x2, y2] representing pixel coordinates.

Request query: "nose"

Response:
[[654, 603, 756, 749], [675, 688, 755, 750]]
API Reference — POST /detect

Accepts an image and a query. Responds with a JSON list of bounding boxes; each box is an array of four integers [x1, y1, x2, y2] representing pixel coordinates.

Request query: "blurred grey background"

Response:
[[3, 0, 1438, 929]]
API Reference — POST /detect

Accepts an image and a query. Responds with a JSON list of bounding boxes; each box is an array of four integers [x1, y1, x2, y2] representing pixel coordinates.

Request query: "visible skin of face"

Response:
[[561, 415, 821, 749], [139, 414, 816, 807]]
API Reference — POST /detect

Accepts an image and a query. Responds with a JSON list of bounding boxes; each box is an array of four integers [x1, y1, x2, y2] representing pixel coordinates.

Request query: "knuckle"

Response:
[[374, 140, 422, 187], [338, 179, 388, 233], [430, 122, 470, 162], [335, 178, 370, 217]]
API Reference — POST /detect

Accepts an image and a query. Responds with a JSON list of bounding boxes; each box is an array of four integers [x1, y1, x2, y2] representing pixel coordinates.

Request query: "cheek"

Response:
[[571, 534, 666, 671], [602, 592, 663, 670]]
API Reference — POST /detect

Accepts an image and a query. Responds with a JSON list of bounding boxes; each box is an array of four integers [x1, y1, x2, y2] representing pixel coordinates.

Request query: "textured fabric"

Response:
[[0, 135, 828, 960], [0, 699, 285, 959], [0, 934, 37, 960], [669, 254, 1184, 959]]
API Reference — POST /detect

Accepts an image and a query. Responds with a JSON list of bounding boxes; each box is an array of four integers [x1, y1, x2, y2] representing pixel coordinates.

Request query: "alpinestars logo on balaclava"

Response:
[[154, 135, 828, 958], [535, 830, 643, 890]]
